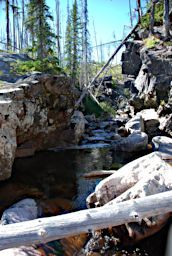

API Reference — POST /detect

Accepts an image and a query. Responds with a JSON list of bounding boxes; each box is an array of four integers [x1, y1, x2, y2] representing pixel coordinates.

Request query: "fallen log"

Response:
[[0, 190, 172, 250], [83, 170, 116, 178]]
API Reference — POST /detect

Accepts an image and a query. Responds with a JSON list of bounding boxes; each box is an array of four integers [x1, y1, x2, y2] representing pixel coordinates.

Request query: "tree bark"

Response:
[[164, 0, 170, 39], [21, 0, 25, 49], [0, 190, 172, 250], [150, 0, 158, 34], [6, 0, 10, 49], [129, 0, 133, 27], [56, 0, 61, 65], [84, 0, 88, 86]]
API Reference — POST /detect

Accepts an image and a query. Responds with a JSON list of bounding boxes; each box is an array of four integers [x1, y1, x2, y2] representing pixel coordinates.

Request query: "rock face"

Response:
[[0, 73, 77, 180], [122, 41, 172, 107]]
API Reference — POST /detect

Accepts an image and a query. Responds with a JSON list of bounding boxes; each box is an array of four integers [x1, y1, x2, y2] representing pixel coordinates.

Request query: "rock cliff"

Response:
[[122, 40, 172, 106], [121, 35, 172, 138], [0, 73, 77, 180]]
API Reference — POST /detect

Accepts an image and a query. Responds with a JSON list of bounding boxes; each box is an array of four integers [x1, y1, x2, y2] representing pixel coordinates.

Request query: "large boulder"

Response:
[[111, 132, 148, 152], [137, 109, 160, 138], [87, 152, 172, 207], [0, 199, 41, 256], [86, 152, 172, 247], [152, 136, 172, 161], [125, 115, 144, 133]]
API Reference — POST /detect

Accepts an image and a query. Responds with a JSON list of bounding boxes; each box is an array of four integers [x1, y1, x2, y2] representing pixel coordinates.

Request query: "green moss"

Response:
[[160, 99, 166, 106], [110, 162, 123, 170], [124, 88, 130, 99], [163, 41, 172, 47], [144, 37, 160, 49]]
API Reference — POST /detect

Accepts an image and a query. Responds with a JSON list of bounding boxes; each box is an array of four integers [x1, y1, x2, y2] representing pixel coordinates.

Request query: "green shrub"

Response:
[[140, 1, 164, 29], [83, 95, 104, 117], [100, 102, 116, 117], [124, 88, 130, 99], [12, 57, 62, 75]]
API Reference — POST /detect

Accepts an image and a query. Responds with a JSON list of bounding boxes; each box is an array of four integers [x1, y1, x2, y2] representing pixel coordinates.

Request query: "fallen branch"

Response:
[[83, 170, 115, 178], [0, 190, 172, 250]]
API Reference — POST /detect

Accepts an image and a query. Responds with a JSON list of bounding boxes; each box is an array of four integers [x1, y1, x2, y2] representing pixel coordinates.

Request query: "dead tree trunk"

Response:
[[0, 190, 172, 250], [21, 0, 25, 49], [164, 0, 170, 39], [84, 0, 88, 86], [129, 0, 133, 27], [150, 0, 158, 34], [6, 0, 10, 50], [75, 21, 140, 109], [56, 0, 61, 65]]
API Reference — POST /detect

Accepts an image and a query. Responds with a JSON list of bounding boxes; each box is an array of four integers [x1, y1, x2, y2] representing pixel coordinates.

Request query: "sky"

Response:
[[0, 0, 140, 63], [49, 0, 139, 63]]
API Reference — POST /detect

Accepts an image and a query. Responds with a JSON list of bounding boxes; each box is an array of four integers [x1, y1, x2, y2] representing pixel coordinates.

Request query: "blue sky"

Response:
[[0, 0, 140, 63], [49, 0, 139, 62]]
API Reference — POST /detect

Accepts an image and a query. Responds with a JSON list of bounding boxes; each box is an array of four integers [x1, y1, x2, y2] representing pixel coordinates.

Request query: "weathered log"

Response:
[[0, 190, 172, 250], [83, 170, 115, 178]]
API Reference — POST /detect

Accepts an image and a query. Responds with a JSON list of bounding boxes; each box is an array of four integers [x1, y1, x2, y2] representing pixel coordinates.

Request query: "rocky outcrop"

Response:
[[122, 40, 172, 109], [0, 73, 77, 180], [0, 51, 31, 83]]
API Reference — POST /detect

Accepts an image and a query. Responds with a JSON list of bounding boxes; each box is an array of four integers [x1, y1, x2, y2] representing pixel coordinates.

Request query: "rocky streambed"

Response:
[[0, 35, 171, 255]]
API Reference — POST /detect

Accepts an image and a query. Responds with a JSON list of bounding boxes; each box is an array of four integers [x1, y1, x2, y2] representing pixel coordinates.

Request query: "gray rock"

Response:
[[137, 109, 160, 137], [122, 41, 172, 105], [87, 152, 172, 207], [1, 198, 37, 224], [152, 136, 172, 160], [125, 115, 144, 133], [111, 132, 148, 152], [0, 199, 40, 256], [71, 111, 87, 144]]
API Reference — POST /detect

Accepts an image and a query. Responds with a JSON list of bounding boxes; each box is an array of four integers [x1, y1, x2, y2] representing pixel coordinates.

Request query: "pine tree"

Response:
[[71, 0, 80, 84], [25, 0, 56, 60], [65, 0, 81, 84], [65, 7, 72, 74]]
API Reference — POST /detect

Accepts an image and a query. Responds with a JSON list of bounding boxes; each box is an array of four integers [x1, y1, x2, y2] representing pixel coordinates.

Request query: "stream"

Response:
[[0, 146, 169, 255]]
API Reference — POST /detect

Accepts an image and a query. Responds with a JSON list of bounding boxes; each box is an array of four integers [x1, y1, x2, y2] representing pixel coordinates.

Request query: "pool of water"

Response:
[[0, 146, 167, 256]]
